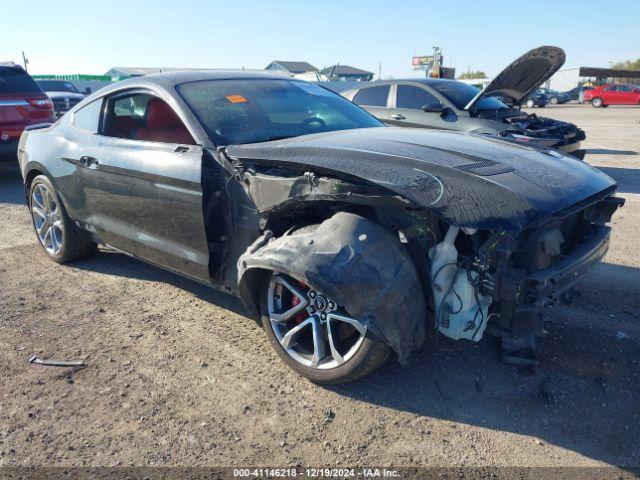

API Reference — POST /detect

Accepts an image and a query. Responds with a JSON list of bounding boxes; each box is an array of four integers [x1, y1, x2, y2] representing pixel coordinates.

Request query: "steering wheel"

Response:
[[301, 116, 326, 129]]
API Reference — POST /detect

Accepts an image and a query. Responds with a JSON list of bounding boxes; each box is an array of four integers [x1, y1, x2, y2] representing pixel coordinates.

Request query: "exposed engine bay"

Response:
[[423, 194, 623, 363], [477, 109, 586, 151]]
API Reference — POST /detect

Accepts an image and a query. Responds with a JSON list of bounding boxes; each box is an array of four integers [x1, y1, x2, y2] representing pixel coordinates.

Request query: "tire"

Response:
[[550, 96, 558, 105], [259, 270, 390, 384], [591, 97, 603, 108], [526, 99, 535, 108], [28, 175, 96, 263]]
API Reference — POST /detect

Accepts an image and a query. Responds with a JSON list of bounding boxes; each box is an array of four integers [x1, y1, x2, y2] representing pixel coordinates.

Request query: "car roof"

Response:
[[355, 78, 459, 87], [117, 69, 292, 89]]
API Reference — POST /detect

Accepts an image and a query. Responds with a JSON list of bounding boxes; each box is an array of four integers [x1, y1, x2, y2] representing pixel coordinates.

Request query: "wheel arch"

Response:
[[236, 211, 429, 365]]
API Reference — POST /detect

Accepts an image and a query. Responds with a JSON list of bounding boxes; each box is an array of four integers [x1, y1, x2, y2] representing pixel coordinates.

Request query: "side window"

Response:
[[617, 85, 631, 92], [72, 100, 102, 133], [396, 85, 442, 110], [352, 86, 390, 107], [104, 92, 195, 145], [604, 85, 617, 91], [103, 92, 152, 139]]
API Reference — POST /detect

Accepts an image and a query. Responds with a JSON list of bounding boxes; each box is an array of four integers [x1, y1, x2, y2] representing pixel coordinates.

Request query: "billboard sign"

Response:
[[412, 56, 434, 69]]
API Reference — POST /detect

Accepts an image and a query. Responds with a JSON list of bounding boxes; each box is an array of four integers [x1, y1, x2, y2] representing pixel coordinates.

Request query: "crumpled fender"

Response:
[[237, 212, 427, 365]]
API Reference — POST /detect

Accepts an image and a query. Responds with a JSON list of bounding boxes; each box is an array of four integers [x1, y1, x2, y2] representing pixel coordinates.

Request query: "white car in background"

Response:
[[35, 80, 85, 117]]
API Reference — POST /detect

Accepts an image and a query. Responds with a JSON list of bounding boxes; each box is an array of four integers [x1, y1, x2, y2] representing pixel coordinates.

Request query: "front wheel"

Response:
[[550, 96, 558, 105], [29, 175, 96, 263], [260, 272, 390, 384], [526, 99, 535, 108], [591, 97, 603, 108]]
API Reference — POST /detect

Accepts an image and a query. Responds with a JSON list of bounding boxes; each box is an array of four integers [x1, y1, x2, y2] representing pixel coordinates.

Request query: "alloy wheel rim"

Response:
[[31, 183, 64, 255], [267, 274, 367, 370]]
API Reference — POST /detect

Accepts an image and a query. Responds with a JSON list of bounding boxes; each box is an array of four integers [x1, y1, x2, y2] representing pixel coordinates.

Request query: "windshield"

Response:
[[429, 80, 509, 111], [178, 79, 383, 146], [36, 80, 79, 93]]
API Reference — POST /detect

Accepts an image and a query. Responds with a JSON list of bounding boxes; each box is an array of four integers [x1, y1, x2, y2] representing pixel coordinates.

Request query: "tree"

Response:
[[611, 59, 640, 71], [458, 70, 487, 80]]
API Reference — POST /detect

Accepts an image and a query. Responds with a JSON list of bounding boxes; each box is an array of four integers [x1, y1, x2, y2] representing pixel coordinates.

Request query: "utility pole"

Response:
[[378, 62, 382, 81], [22, 51, 29, 72]]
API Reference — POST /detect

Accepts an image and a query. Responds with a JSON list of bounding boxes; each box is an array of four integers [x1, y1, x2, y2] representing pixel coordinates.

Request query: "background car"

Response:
[[584, 84, 640, 107], [342, 47, 585, 158], [563, 85, 594, 102], [538, 88, 570, 104], [522, 90, 549, 108], [36, 79, 85, 117], [0, 63, 55, 161]]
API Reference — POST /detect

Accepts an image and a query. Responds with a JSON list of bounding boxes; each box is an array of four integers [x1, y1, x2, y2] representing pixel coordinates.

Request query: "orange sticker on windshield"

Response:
[[226, 95, 248, 104]]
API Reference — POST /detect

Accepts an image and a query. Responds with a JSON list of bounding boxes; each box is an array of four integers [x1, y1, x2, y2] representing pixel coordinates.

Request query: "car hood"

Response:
[[465, 46, 566, 110], [226, 127, 615, 231]]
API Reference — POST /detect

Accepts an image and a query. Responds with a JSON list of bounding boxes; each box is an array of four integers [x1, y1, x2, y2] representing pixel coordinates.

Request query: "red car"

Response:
[[584, 83, 640, 108], [0, 63, 55, 161]]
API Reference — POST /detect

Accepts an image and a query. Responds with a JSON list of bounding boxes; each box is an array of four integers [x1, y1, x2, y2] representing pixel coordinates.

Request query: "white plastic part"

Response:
[[428, 226, 492, 341]]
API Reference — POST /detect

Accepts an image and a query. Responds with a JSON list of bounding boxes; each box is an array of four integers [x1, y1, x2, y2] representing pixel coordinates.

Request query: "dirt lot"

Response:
[[1, 104, 639, 470]]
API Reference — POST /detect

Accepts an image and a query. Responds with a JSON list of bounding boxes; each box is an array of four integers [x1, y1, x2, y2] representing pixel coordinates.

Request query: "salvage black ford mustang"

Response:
[[18, 71, 623, 383]]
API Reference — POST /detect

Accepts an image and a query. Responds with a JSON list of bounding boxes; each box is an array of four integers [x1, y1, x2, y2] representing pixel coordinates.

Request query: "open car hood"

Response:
[[465, 46, 566, 110]]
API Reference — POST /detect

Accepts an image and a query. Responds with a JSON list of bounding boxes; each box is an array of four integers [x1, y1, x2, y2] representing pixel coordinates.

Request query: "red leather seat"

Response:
[[135, 98, 194, 144]]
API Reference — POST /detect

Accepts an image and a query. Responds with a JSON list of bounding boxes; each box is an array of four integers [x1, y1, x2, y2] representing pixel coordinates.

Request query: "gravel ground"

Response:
[[0, 104, 639, 470]]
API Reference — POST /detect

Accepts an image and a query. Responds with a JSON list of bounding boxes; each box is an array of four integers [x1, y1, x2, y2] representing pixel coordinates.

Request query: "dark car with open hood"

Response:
[[343, 46, 586, 159], [18, 70, 623, 383]]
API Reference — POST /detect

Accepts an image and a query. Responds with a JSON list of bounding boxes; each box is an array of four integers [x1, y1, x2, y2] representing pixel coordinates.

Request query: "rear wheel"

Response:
[[260, 272, 390, 384], [29, 175, 96, 263], [591, 97, 603, 108]]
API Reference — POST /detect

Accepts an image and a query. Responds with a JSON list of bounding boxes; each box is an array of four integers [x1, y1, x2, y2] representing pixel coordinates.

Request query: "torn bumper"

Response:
[[494, 225, 612, 335], [524, 226, 610, 305]]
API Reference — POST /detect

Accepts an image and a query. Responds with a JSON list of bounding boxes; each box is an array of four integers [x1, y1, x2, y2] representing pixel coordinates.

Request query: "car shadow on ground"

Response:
[[330, 260, 640, 468], [70, 247, 640, 468], [71, 249, 248, 317], [594, 167, 640, 194], [0, 164, 26, 205]]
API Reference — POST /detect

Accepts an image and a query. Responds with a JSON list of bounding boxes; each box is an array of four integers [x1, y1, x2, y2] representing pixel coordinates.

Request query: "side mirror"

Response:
[[422, 103, 445, 113]]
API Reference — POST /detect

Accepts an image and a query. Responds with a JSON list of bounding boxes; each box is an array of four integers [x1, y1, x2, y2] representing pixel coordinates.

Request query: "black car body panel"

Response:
[[17, 71, 622, 366], [227, 127, 614, 231]]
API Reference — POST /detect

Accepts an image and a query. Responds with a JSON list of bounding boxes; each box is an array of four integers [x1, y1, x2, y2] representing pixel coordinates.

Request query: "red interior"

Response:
[[135, 98, 194, 144]]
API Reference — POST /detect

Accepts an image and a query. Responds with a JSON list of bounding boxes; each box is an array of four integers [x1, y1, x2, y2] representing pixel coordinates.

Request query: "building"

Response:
[[321, 65, 374, 82], [265, 61, 318, 75], [548, 66, 640, 91]]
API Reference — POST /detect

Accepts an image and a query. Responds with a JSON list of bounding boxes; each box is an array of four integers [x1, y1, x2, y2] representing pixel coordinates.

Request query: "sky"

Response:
[[2, 0, 639, 79]]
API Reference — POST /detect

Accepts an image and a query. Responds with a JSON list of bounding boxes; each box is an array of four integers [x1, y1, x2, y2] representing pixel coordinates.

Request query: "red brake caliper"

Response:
[[291, 280, 309, 324]]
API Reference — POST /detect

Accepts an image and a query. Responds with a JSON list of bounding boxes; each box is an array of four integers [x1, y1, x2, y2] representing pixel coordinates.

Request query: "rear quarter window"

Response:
[[0, 67, 42, 93], [72, 99, 103, 133]]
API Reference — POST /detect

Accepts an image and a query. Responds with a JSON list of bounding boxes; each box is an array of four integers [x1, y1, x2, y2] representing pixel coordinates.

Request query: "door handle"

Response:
[[391, 114, 406, 120], [80, 156, 99, 167], [174, 145, 191, 153]]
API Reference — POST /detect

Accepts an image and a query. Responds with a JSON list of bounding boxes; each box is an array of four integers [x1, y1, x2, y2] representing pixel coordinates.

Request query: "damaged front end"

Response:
[[427, 193, 624, 364], [221, 126, 623, 367]]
